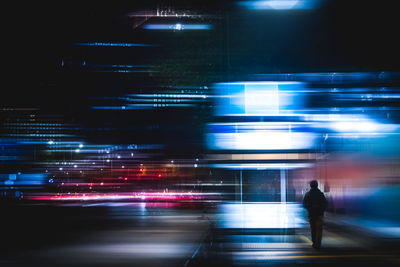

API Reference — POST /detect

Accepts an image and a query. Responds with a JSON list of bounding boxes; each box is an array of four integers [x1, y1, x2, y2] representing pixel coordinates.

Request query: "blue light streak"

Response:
[[214, 81, 305, 116], [143, 24, 212, 30], [238, 0, 321, 10], [206, 122, 317, 150], [218, 203, 307, 229], [210, 163, 312, 170], [72, 42, 154, 47], [91, 103, 195, 110], [93, 70, 153, 73]]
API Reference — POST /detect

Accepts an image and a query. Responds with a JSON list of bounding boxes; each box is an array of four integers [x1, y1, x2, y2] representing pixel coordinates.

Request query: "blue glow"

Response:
[[238, 0, 321, 10], [91, 104, 194, 110], [7, 134, 71, 137], [329, 119, 398, 134], [215, 82, 305, 116], [91, 106, 153, 110], [72, 42, 154, 47], [174, 23, 183, 30], [93, 70, 152, 73], [1, 173, 47, 185], [143, 24, 212, 30], [253, 72, 395, 83], [86, 63, 151, 69], [207, 122, 317, 150], [4, 180, 14, 185], [218, 203, 307, 229], [128, 94, 209, 98], [246, 83, 279, 114], [210, 163, 312, 170]]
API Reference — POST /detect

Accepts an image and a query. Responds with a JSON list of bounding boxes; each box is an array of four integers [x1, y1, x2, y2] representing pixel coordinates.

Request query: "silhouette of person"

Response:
[[303, 180, 327, 249]]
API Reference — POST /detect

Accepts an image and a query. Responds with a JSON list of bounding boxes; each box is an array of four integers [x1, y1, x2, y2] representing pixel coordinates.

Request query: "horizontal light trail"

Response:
[[143, 24, 212, 30], [26, 192, 222, 201], [207, 153, 321, 161], [72, 42, 154, 47]]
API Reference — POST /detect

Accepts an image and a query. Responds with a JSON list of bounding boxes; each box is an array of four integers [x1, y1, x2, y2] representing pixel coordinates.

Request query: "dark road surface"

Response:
[[1, 202, 399, 267]]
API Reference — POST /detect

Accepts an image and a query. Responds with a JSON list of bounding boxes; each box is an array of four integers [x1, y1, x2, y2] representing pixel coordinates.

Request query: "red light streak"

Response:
[[25, 192, 220, 201]]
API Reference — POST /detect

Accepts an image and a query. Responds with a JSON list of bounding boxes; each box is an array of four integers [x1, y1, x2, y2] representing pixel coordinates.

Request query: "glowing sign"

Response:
[[207, 122, 316, 150], [214, 82, 304, 116]]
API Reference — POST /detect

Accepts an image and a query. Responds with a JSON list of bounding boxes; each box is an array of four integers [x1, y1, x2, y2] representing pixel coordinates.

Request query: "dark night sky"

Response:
[[5, 0, 400, 99]]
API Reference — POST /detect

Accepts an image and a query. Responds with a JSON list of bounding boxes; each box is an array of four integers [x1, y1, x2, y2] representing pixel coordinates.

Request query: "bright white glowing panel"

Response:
[[329, 119, 398, 134], [245, 83, 279, 114], [218, 203, 307, 229], [207, 122, 316, 150], [214, 82, 304, 116]]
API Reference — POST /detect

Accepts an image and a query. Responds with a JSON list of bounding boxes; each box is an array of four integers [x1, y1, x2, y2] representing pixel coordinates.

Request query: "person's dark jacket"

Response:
[[303, 188, 327, 218]]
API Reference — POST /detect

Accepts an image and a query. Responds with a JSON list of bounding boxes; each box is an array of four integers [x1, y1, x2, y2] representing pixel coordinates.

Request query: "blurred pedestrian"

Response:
[[303, 180, 327, 249]]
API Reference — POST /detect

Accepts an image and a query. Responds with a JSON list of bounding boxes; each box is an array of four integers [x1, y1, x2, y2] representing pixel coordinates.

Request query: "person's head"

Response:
[[310, 180, 318, 189]]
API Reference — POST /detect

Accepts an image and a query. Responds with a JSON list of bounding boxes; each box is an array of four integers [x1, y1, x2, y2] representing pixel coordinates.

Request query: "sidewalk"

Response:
[[324, 212, 400, 239]]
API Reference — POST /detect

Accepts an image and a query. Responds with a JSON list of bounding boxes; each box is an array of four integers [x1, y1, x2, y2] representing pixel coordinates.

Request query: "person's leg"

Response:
[[314, 216, 323, 248], [309, 219, 316, 246]]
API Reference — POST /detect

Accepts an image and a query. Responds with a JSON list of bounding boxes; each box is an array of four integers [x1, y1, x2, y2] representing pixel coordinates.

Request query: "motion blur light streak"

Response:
[[218, 203, 307, 229], [72, 42, 155, 47], [207, 122, 317, 150], [93, 69, 153, 73], [143, 24, 213, 30], [238, 0, 322, 10], [210, 163, 313, 170], [26, 192, 220, 201], [214, 82, 305, 116]]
